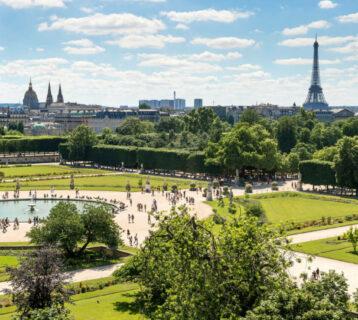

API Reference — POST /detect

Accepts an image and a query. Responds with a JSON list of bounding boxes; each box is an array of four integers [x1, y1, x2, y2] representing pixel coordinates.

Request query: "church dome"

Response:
[[23, 80, 39, 109]]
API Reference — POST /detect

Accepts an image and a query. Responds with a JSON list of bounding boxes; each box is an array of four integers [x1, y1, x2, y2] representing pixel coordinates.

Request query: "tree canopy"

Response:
[[27, 202, 122, 257]]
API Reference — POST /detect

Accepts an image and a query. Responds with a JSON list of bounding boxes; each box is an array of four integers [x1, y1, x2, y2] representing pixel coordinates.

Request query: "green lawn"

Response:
[[206, 192, 358, 234], [0, 283, 146, 320], [292, 236, 358, 264], [260, 196, 358, 224], [0, 173, 205, 191], [0, 256, 18, 282], [0, 165, 110, 179]]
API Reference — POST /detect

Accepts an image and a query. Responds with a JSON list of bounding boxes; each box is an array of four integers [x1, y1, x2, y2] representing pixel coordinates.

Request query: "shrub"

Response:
[[213, 214, 226, 225], [271, 181, 279, 191], [223, 186, 229, 196], [327, 216, 332, 225], [190, 183, 196, 191], [245, 202, 265, 218], [171, 184, 178, 193], [245, 184, 253, 194], [213, 180, 220, 189]]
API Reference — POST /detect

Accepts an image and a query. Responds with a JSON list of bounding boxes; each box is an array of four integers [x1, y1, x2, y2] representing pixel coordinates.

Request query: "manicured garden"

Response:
[[291, 236, 358, 264], [207, 192, 358, 234], [0, 172, 206, 191], [0, 165, 110, 179], [0, 283, 144, 320]]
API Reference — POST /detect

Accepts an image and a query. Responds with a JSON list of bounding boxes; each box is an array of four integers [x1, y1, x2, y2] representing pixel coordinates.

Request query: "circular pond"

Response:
[[0, 200, 100, 222]]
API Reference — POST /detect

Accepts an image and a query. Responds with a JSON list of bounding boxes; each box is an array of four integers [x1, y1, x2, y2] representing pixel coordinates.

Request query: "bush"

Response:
[[245, 184, 253, 194], [171, 184, 178, 193], [190, 183, 196, 191], [271, 181, 279, 191], [245, 202, 265, 218], [213, 214, 226, 225], [223, 186, 229, 196], [213, 180, 220, 189]]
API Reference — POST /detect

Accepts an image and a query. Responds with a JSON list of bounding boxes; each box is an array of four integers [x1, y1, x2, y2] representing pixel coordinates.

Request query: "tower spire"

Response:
[[303, 37, 328, 110], [57, 84, 64, 103], [45, 82, 53, 107]]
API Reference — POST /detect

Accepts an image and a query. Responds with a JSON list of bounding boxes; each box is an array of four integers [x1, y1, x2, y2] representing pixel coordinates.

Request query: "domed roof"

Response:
[[23, 80, 39, 109], [33, 123, 46, 129]]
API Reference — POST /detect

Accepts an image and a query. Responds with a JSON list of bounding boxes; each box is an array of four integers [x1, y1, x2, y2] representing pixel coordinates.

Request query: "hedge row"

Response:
[[0, 137, 68, 153], [59, 144, 220, 174], [299, 160, 336, 186]]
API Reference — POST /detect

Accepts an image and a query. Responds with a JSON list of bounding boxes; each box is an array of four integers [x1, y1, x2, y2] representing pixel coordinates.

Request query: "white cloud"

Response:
[[226, 64, 261, 71], [337, 12, 358, 23], [188, 51, 242, 61], [161, 9, 253, 24], [274, 58, 341, 65], [80, 7, 93, 14], [329, 41, 358, 53], [279, 35, 358, 47], [38, 13, 166, 36], [0, 0, 70, 9], [175, 23, 189, 30], [282, 20, 331, 36], [63, 39, 94, 47], [345, 55, 358, 61], [63, 46, 105, 55], [0, 47, 4, 51], [106, 34, 185, 49], [62, 39, 105, 55], [36, 48, 44, 52], [137, 54, 222, 73], [191, 37, 255, 49], [318, 0, 338, 9]]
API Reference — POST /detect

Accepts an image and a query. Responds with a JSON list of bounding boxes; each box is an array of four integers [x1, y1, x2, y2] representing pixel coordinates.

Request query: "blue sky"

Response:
[[0, 0, 357, 107]]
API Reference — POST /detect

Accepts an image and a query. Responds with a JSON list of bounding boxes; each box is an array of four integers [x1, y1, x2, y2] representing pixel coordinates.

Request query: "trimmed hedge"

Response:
[[90, 145, 137, 167], [59, 144, 220, 174], [299, 160, 336, 186], [0, 137, 67, 153]]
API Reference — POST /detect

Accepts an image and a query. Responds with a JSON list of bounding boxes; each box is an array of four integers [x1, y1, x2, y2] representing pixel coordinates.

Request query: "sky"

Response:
[[0, 0, 358, 107]]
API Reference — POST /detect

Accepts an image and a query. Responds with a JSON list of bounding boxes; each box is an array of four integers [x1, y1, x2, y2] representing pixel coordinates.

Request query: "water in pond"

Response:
[[0, 200, 96, 222]]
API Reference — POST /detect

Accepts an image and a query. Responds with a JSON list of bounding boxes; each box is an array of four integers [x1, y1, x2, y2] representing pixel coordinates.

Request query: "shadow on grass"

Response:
[[113, 293, 141, 315]]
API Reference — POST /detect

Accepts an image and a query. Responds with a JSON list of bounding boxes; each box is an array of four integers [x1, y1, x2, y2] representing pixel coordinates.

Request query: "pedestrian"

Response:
[[131, 214, 135, 223], [316, 268, 320, 279], [128, 213, 131, 224], [148, 214, 151, 225]]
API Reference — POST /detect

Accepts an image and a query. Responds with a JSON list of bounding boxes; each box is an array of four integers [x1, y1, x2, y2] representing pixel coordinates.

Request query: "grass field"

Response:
[[0, 283, 145, 320], [206, 192, 358, 234], [292, 236, 358, 264], [0, 173, 205, 191], [0, 165, 110, 179], [259, 196, 358, 224]]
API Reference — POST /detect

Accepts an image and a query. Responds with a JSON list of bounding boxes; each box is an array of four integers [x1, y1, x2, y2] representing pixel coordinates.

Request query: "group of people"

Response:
[[126, 229, 139, 247], [1, 217, 11, 233], [312, 268, 320, 280], [29, 216, 40, 226]]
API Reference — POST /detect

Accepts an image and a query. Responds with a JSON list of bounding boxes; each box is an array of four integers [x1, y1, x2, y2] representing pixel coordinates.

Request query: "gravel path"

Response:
[[0, 263, 123, 293]]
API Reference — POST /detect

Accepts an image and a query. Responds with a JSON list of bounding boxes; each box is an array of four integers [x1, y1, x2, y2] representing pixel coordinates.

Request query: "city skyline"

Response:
[[0, 0, 357, 106]]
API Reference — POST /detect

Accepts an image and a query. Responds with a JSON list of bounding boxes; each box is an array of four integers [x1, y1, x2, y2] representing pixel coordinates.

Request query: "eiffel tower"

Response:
[[303, 36, 329, 110]]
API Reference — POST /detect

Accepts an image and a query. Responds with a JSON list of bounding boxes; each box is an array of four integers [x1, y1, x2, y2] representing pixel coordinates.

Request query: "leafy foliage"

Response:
[[27, 202, 122, 257], [115, 208, 290, 319], [6, 247, 72, 318]]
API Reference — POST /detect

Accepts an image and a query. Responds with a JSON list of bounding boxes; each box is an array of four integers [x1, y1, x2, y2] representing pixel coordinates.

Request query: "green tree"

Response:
[[68, 125, 97, 161], [345, 227, 358, 252], [183, 107, 218, 134], [244, 271, 349, 319], [115, 208, 290, 319], [27, 202, 122, 257], [139, 103, 151, 109], [287, 152, 300, 173], [155, 117, 183, 133], [17, 121, 24, 134], [313, 146, 338, 162], [334, 136, 358, 195], [240, 108, 261, 125], [205, 123, 279, 175], [245, 202, 265, 218], [276, 116, 297, 153], [116, 118, 154, 135], [5, 247, 72, 318]]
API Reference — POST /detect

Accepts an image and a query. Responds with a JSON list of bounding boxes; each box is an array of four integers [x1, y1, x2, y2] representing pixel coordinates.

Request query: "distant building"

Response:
[[331, 108, 355, 121], [194, 99, 203, 109], [23, 80, 39, 109], [139, 100, 161, 109], [160, 99, 174, 108], [89, 109, 168, 133], [174, 99, 186, 110]]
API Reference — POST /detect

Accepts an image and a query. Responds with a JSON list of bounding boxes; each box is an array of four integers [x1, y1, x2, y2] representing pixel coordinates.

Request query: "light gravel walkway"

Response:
[[289, 224, 358, 244], [0, 263, 123, 293]]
